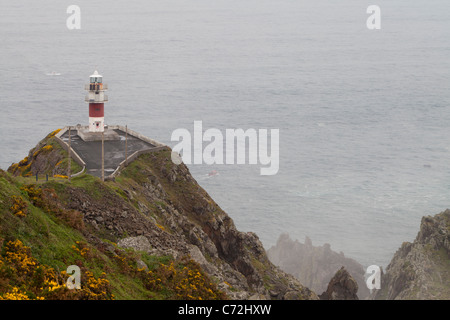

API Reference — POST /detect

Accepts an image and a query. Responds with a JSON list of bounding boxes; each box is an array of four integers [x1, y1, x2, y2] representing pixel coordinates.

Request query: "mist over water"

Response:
[[1, 0, 450, 268]]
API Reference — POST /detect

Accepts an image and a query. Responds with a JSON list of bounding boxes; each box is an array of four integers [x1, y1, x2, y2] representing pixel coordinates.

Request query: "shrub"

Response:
[[20, 185, 84, 231], [143, 258, 227, 300], [10, 195, 28, 217], [33, 145, 54, 158], [0, 287, 37, 300], [20, 185, 44, 208], [0, 239, 114, 300], [47, 129, 61, 139], [72, 241, 90, 258], [9, 157, 32, 176]]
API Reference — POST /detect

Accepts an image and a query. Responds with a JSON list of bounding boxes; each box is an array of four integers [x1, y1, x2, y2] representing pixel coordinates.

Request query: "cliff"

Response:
[[0, 130, 317, 300], [267, 233, 370, 299], [374, 210, 450, 300]]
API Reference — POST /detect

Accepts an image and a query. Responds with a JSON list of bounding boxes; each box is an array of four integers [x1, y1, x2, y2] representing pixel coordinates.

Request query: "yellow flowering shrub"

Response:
[[20, 184, 44, 208], [3, 240, 37, 275], [143, 258, 227, 300], [0, 239, 113, 300], [10, 156, 32, 176], [80, 271, 113, 300], [33, 145, 54, 158], [42, 145, 53, 152], [72, 241, 90, 258], [10, 195, 28, 217], [54, 174, 68, 179], [19, 157, 29, 167], [0, 287, 35, 300], [47, 129, 61, 138]]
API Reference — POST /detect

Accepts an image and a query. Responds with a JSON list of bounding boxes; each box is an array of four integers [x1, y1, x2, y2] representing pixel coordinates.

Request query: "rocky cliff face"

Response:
[[374, 210, 450, 300], [5, 132, 317, 300], [267, 233, 370, 299], [101, 149, 317, 299], [318, 267, 359, 300]]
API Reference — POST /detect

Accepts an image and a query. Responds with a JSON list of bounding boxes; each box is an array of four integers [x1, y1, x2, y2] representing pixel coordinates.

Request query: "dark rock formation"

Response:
[[319, 267, 359, 300], [374, 210, 450, 300], [267, 233, 369, 299]]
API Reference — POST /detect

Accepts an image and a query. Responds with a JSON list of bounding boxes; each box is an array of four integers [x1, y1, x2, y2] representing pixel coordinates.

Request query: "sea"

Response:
[[1, 0, 449, 269]]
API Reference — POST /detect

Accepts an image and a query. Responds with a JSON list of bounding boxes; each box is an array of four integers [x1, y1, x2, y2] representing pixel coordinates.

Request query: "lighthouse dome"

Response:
[[90, 70, 103, 77], [90, 70, 103, 83]]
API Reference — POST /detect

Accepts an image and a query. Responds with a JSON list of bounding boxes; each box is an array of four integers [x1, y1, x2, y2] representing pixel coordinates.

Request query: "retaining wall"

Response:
[[55, 125, 168, 180]]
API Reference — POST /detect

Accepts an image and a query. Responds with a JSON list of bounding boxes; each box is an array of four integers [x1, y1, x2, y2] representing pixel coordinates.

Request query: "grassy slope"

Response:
[[0, 168, 223, 300], [0, 170, 130, 298]]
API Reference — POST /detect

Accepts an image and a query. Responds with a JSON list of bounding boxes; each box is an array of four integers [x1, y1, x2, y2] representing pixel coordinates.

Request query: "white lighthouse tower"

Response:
[[85, 70, 108, 132]]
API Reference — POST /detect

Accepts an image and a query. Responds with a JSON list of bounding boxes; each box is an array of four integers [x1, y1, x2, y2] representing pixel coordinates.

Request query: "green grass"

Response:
[[0, 170, 171, 300], [69, 174, 105, 200], [140, 252, 172, 271], [0, 177, 84, 270]]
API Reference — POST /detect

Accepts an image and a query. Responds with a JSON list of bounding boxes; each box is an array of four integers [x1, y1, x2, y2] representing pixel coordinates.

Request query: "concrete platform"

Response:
[[77, 127, 120, 142], [60, 128, 156, 178]]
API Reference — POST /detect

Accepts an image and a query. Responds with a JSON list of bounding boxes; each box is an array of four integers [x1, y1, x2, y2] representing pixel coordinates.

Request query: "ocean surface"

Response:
[[1, 0, 450, 268]]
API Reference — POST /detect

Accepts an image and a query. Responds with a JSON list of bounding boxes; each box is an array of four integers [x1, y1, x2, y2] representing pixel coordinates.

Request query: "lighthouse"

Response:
[[85, 70, 108, 132]]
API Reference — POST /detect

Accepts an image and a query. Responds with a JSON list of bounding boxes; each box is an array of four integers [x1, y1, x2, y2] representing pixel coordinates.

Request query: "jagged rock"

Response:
[[267, 233, 369, 299], [118, 236, 153, 252], [136, 259, 148, 271], [319, 267, 359, 300], [374, 210, 450, 300], [188, 245, 218, 275]]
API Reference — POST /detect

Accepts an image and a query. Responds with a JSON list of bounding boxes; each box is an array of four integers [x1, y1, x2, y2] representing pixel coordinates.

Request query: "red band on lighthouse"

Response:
[[89, 103, 104, 117]]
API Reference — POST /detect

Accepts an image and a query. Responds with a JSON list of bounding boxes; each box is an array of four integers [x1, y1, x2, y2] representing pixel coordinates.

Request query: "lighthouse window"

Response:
[[90, 77, 102, 83]]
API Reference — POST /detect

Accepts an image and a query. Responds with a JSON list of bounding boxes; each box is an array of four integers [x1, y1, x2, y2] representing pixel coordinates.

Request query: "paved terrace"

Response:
[[56, 126, 166, 178]]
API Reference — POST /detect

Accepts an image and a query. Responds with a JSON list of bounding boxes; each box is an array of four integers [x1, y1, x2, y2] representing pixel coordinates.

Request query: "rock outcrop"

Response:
[[8, 129, 73, 177], [267, 233, 369, 299], [319, 267, 359, 300], [374, 210, 450, 300]]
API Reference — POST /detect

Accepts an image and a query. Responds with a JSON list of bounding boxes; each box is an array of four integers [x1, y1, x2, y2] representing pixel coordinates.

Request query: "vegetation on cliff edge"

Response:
[[0, 167, 225, 300]]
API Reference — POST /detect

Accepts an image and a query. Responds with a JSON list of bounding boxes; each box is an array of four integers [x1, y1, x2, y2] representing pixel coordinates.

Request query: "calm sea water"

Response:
[[1, 0, 450, 268]]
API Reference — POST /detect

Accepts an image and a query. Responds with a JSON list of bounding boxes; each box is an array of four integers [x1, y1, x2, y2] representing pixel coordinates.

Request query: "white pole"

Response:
[[102, 131, 105, 182], [125, 125, 128, 164], [68, 126, 71, 182]]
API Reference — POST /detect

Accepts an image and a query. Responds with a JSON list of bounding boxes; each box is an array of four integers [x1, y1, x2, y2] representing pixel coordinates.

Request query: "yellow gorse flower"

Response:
[[10, 195, 28, 217], [142, 258, 226, 300], [0, 239, 113, 300]]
